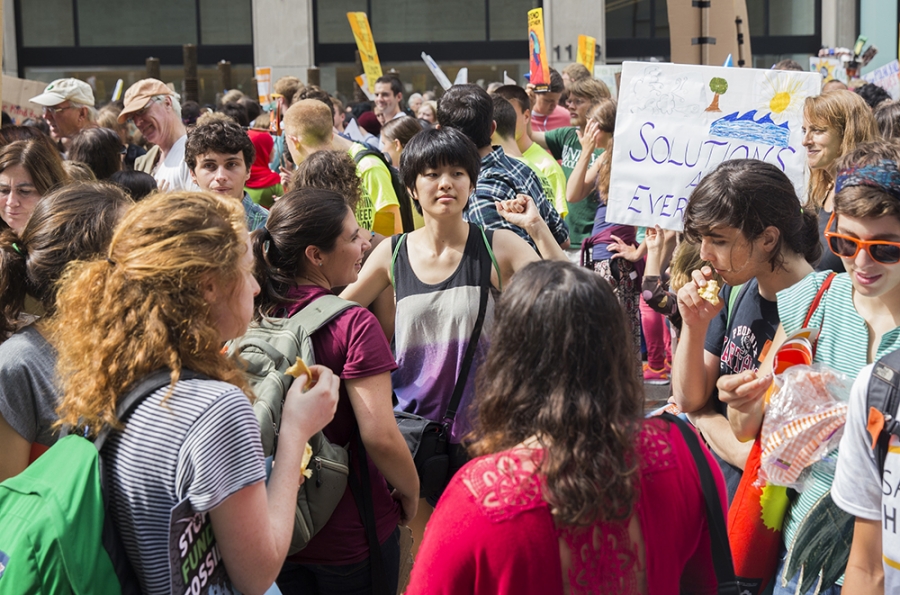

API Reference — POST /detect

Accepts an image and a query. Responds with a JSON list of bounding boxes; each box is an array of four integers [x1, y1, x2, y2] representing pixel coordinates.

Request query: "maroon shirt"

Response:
[[283, 285, 400, 565]]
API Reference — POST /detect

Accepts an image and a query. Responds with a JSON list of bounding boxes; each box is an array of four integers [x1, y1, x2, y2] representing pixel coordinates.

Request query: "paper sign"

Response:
[[421, 52, 453, 90], [863, 59, 900, 100], [527, 8, 550, 91], [453, 68, 468, 85], [503, 71, 517, 85], [594, 65, 622, 98], [607, 62, 821, 231], [355, 75, 375, 100], [809, 57, 847, 84], [577, 35, 596, 73], [347, 12, 383, 93], [255, 67, 272, 105], [4, 75, 48, 124]]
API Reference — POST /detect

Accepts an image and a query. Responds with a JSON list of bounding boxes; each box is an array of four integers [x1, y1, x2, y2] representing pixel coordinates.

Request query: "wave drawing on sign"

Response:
[[709, 111, 791, 148], [625, 66, 703, 116]]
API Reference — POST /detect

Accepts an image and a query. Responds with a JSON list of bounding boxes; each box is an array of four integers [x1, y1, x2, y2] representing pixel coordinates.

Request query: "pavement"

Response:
[[643, 380, 671, 413]]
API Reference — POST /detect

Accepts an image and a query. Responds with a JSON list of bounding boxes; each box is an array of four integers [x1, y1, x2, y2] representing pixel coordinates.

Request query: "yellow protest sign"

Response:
[[527, 8, 550, 91], [577, 35, 596, 72], [347, 12, 383, 93]]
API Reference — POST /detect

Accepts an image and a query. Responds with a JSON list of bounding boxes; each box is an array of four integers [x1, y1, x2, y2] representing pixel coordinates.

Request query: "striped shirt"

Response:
[[777, 271, 900, 553], [105, 378, 266, 594]]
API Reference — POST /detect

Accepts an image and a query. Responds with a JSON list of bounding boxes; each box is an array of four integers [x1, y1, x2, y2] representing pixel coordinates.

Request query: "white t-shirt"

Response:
[[152, 135, 197, 191], [833, 363, 900, 591]]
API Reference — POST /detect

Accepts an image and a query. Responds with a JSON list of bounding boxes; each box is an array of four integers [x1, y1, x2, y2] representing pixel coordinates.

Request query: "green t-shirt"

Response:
[[521, 143, 568, 218], [545, 126, 604, 246]]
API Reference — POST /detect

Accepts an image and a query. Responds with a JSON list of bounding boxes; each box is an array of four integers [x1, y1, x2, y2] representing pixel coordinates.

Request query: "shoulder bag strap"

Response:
[[389, 233, 407, 287], [725, 283, 744, 330], [869, 351, 900, 475], [478, 226, 502, 291], [660, 413, 740, 595], [347, 430, 390, 595], [801, 271, 836, 359], [442, 234, 492, 425]]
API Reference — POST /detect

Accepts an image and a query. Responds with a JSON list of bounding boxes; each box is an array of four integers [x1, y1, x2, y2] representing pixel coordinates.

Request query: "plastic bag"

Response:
[[758, 364, 850, 491]]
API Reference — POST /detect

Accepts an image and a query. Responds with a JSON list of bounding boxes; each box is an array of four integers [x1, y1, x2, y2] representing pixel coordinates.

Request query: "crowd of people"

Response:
[[2, 58, 900, 594]]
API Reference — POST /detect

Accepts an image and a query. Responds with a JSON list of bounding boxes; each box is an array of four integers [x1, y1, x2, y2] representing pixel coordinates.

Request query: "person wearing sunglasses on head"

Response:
[[721, 140, 900, 595]]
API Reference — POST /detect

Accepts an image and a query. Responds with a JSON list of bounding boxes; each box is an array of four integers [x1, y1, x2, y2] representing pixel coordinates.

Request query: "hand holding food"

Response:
[[286, 356, 315, 390], [697, 278, 721, 305]]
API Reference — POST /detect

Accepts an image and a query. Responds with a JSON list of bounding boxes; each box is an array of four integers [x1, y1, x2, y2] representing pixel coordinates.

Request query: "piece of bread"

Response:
[[697, 279, 721, 305], [285, 357, 314, 389], [300, 443, 314, 479]]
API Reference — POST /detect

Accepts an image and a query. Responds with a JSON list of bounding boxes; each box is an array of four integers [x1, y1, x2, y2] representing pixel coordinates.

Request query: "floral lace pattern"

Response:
[[461, 449, 543, 523], [560, 520, 643, 595]]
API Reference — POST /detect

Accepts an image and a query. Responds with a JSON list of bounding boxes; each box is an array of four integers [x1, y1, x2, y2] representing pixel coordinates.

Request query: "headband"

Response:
[[835, 160, 900, 202]]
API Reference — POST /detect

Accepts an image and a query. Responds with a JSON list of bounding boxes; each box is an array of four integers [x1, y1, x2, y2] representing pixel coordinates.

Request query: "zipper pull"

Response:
[[316, 458, 323, 487]]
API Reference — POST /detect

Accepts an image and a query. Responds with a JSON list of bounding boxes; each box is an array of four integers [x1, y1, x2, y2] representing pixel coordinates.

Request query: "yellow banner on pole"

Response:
[[577, 35, 596, 72], [527, 8, 551, 91], [347, 12, 383, 93]]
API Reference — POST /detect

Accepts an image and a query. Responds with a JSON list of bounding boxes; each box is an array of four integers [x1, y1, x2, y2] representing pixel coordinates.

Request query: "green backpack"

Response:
[[226, 293, 356, 554]]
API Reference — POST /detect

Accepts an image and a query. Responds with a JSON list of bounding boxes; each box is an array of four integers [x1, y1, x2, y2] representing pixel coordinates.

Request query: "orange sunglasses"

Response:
[[823, 212, 900, 264]]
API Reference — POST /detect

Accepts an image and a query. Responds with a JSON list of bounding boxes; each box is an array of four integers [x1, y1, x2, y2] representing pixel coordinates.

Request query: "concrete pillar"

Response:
[[3, 0, 16, 77], [821, 0, 857, 50], [544, 0, 606, 70], [252, 0, 315, 84]]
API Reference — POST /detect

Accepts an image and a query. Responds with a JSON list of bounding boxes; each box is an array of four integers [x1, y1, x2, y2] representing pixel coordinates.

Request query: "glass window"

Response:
[[746, 0, 765, 36], [317, 0, 367, 44], [489, 0, 539, 41], [371, 0, 486, 42], [606, 0, 654, 39], [769, 0, 814, 36], [21, 0, 75, 47], [77, 0, 197, 46], [200, 0, 253, 45]]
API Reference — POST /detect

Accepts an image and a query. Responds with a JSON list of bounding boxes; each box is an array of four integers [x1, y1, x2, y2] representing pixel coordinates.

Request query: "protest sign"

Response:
[[527, 8, 550, 91], [593, 64, 622, 97], [255, 67, 271, 105], [347, 12, 382, 93], [863, 59, 900, 100], [3, 75, 47, 124], [354, 75, 375, 100], [454, 68, 468, 85], [607, 62, 820, 231], [421, 52, 453, 90], [577, 35, 596, 72], [809, 56, 848, 84]]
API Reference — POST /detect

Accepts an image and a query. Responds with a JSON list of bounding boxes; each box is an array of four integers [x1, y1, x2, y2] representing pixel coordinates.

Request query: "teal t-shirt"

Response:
[[544, 126, 603, 246]]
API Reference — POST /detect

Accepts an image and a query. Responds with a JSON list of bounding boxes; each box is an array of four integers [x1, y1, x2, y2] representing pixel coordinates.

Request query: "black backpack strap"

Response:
[[442, 235, 492, 426], [660, 413, 740, 595], [347, 430, 390, 595], [868, 350, 900, 475]]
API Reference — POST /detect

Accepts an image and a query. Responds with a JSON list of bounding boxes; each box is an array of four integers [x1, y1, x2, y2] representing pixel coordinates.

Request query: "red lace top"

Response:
[[406, 418, 725, 595]]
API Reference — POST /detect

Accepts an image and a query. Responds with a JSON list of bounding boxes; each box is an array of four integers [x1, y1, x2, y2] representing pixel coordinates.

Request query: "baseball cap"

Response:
[[118, 79, 175, 123], [29, 78, 95, 108]]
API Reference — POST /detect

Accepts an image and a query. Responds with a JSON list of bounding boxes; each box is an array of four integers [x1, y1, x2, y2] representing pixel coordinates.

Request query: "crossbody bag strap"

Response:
[[869, 351, 900, 475], [389, 233, 407, 287], [800, 271, 836, 359], [661, 413, 739, 595], [442, 241, 492, 425], [347, 430, 390, 595]]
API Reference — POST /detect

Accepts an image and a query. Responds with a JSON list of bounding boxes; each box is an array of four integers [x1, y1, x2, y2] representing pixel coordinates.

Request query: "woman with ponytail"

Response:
[[49, 190, 339, 594], [252, 187, 418, 594], [0, 182, 131, 482]]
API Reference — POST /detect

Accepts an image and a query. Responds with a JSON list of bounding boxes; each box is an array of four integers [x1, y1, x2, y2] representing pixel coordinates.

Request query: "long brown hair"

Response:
[[470, 261, 643, 526], [50, 191, 251, 433], [804, 90, 877, 209], [592, 98, 617, 199], [0, 182, 131, 340], [0, 140, 69, 231]]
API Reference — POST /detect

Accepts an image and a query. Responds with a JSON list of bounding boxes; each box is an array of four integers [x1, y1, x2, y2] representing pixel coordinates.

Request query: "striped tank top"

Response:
[[391, 223, 497, 443]]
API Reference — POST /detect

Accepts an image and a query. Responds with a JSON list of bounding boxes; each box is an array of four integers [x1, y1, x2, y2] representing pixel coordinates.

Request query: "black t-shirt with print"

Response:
[[702, 278, 780, 503]]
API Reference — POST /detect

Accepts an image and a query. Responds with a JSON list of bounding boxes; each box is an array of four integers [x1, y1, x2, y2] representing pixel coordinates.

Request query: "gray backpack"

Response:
[[227, 294, 356, 554]]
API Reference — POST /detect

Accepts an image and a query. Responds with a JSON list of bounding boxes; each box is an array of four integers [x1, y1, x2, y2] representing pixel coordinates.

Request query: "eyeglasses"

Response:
[[42, 104, 79, 116], [824, 212, 900, 264], [127, 99, 159, 123]]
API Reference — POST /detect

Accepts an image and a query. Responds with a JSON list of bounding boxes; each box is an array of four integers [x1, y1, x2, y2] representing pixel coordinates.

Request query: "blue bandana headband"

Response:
[[835, 160, 900, 201]]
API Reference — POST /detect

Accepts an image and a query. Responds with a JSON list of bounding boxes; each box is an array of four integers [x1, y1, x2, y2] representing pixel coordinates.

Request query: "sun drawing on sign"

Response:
[[760, 73, 805, 120]]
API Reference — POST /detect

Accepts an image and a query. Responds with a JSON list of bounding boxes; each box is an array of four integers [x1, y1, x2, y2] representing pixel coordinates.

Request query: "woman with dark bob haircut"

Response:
[[406, 260, 726, 594]]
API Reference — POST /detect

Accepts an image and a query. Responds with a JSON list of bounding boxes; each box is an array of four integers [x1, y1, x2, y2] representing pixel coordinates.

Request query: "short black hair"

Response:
[[220, 102, 250, 127], [185, 118, 255, 170], [437, 84, 493, 149], [375, 76, 403, 96], [399, 127, 481, 214], [493, 85, 530, 113], [491, 96, 517, 140], [548, 68, 564, 93], [109, 169, 158, 201], [856, 83, 892, 110]]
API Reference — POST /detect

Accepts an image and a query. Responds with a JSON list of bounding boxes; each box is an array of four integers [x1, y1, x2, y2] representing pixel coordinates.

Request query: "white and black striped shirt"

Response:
[[105, 378, 265, 594]]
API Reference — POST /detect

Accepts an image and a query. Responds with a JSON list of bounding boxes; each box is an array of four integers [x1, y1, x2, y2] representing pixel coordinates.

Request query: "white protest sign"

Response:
[[453, 68, 468, 85], [593, 65, 622, 97], [863, 59, 900, 100], [421, 52, 453, 90], [3, 75, 48, 124], [607, 62, 821, 231], [809, 56, 847, 84]]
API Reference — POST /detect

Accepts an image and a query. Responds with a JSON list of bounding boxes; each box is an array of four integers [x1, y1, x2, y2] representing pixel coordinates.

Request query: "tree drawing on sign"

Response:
[[706, 77, 728, 112]]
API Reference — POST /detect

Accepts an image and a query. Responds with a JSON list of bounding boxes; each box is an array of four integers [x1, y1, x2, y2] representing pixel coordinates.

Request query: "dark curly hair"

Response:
[[68, 127, 123, 180], [184, 118, 255, 170], [856, 83, 892, 110], [469, 261, 644, 526], [291, 150, 362, 212]]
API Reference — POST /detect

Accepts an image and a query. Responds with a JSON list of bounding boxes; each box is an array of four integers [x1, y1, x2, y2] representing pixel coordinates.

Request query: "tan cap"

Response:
[[29, 78, 95, 108], [118, 79, 174, 123]]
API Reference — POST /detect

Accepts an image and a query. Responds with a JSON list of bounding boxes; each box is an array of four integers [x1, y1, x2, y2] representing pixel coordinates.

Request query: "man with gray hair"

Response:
[[29, 78, 97, 151], [119, 79, 195, 191]]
